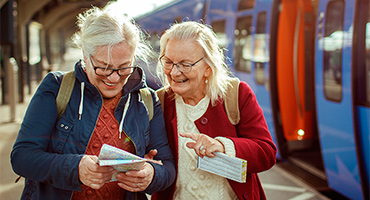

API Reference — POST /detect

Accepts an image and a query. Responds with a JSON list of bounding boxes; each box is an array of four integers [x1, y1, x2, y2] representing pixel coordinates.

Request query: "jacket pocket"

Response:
[[52, 116, 74, 154]]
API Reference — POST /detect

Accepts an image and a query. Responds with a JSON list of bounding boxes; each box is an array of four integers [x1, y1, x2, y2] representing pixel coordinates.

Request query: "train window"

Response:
[[234, 15, 253, 73], [238, 0, 255, 11], [254, 11, 268, 85], [323, 0, 344, 102], [211, 20, 227, 49]]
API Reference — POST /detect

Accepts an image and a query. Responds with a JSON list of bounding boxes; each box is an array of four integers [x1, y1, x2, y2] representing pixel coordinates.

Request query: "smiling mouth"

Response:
[[173, 78, 188, 83], [104, 81, 117, 86]]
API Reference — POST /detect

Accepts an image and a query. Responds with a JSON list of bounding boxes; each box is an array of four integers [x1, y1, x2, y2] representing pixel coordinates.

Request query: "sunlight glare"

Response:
[[107, 0, 176, 18]]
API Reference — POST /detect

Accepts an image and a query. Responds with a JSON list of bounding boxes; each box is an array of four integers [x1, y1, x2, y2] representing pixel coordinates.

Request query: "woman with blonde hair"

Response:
[[151, 21, 277, 200]]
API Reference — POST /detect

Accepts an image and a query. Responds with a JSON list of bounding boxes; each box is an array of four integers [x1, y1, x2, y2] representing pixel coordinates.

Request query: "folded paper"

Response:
[[197, 152, 247, 183], [98, 144, 146, 173]]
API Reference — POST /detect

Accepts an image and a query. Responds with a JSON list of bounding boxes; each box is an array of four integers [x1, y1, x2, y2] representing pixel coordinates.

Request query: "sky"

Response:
[[109, 0, 176, 18]]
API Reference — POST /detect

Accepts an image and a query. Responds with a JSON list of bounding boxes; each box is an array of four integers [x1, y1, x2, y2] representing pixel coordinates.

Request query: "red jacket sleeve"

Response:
[[228, 81, 277, 173]]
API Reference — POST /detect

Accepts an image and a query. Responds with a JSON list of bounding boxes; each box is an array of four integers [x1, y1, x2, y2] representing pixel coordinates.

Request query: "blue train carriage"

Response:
[[136, 0, 370, 199], [241, 0, 370, 199], [314, 0, 369, 199]]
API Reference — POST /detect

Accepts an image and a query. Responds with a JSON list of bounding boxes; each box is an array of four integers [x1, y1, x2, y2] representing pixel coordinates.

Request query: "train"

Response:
[[135, 0, 370, 199]]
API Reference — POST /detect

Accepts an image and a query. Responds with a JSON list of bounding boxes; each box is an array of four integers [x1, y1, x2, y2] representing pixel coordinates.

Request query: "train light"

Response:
[[297, 129, 305, 136], [297, 129, 305, 140]]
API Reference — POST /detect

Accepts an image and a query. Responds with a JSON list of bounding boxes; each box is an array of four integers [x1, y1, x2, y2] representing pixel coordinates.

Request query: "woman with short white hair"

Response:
[[11, 5, 175, 200]]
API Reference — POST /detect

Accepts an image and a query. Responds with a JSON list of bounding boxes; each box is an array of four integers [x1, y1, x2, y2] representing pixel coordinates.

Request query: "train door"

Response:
[[315, 0, 364, 199], [353, 0, 370, 199], [232, 0, 281, 158], [273, 0, 321, 166]]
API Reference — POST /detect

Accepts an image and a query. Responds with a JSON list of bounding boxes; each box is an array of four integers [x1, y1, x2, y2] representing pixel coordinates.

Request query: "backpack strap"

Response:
[[156, 87, 166, 112], [56, 71, 75, 120], [224, 78, 240, 125], [139, 88, 153, 121]]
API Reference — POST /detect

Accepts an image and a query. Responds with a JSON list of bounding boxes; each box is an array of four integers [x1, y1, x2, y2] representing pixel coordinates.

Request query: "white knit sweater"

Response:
[[173, 96, 238, 200]]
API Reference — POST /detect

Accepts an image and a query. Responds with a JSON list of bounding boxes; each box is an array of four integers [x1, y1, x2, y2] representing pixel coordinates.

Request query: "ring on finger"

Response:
[[200, 145, 205, 151], [137, 183, 141, 188]]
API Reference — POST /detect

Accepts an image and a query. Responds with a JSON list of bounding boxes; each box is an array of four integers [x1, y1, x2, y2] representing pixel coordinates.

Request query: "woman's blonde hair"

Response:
[[72, 5, 153, 64], [157, 21, 234, 105]]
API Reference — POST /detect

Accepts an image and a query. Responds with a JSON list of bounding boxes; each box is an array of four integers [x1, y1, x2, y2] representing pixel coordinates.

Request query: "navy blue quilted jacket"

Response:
[[11, 60, 175, 200]]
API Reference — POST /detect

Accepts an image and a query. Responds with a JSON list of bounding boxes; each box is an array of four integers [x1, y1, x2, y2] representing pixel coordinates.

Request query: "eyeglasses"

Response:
[[89, 56, 137, 77], [159, 55, 204, 74]]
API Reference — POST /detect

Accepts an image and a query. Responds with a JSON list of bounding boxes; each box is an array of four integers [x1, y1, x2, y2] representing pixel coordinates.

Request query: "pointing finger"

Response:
[[179, 132, 199, 141]]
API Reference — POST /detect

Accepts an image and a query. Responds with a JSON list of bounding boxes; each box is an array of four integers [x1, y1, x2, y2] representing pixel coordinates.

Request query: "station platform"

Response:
[[0, 82, 330, 200]]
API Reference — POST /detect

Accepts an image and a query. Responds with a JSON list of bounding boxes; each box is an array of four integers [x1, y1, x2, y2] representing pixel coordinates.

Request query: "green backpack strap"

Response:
[[139, 88, 153, 121], [156, 87, 166, 112], [224, 78, 240, 125], [56, 71, 75, 120]]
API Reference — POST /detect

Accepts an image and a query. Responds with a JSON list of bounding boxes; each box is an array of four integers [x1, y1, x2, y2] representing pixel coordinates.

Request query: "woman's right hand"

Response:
[[144, 149, 163, 165], [78, 155, 116, 189], [179, 132, 225, 158]]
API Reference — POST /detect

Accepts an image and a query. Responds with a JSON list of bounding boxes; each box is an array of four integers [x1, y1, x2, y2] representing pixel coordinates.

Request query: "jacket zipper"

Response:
[[69, 92, 103, 200]]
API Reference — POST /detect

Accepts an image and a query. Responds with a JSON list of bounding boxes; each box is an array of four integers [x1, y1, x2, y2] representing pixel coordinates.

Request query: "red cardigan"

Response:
[[152, 81, 277, 200]]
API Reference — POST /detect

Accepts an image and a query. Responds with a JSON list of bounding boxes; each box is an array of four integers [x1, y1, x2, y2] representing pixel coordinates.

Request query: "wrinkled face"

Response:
[[84, 42, 135, 98], [163, 39, 211, 103]]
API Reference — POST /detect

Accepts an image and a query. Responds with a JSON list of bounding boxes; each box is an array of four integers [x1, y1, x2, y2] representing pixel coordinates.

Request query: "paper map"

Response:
[[197, 152, 247, 183], [98, 144, 146, 172]]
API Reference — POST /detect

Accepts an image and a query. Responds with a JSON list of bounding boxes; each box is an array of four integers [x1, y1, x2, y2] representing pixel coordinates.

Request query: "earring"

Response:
[[205, 79, 208, 84]]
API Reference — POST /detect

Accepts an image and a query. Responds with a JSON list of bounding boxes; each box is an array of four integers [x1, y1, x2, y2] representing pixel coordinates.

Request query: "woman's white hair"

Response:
[[157, 21, 234, 105], [72, 5, 153, 64]]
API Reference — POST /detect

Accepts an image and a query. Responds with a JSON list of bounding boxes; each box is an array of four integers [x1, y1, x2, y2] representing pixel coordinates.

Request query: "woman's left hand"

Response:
[[179, 132, 225, 158], [115, 162, 154, 192]]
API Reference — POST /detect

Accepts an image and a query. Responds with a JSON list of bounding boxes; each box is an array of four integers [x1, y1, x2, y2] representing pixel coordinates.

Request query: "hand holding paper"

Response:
[[78, 155, 116, 189], [179, 132, 247, 183], [144, 149, 163, 165], [116, 162, 154, 192], [98, 144, 146, 172]]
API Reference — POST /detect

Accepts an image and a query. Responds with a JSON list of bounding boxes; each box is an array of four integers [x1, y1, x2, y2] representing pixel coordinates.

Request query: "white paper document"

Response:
[[197, 152, 247, 183], [98, 144, 146, 172]]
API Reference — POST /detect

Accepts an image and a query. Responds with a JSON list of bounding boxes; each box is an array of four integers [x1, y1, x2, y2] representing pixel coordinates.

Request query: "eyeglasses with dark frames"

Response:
[[89, 56, 137, 77], [159, 55, 204, 74]]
